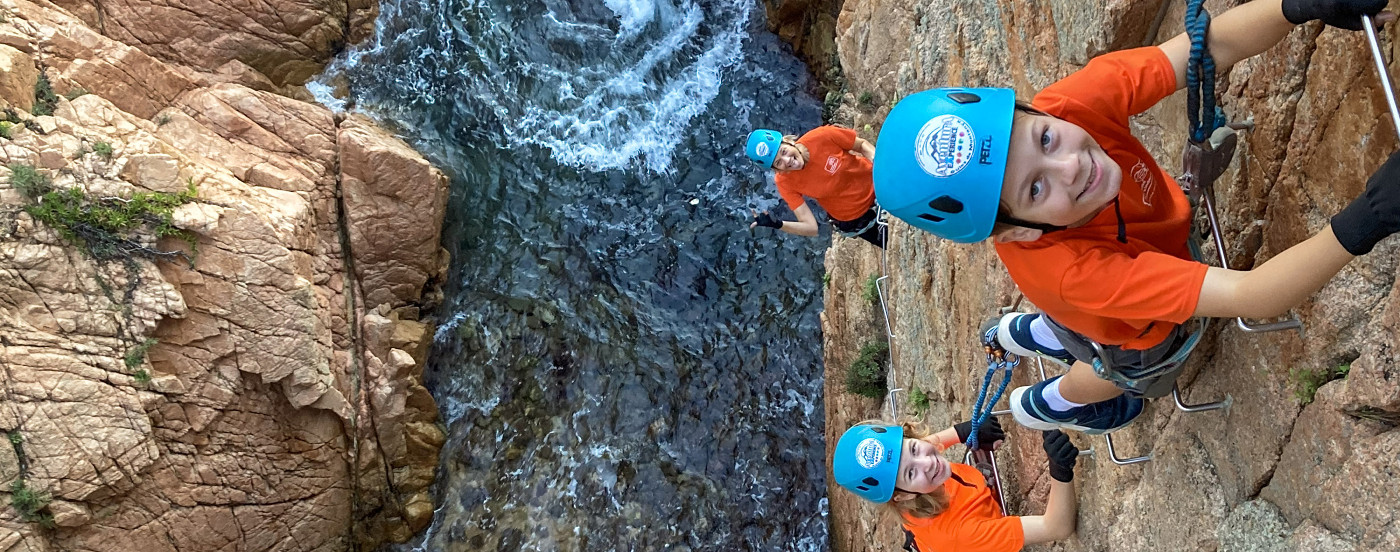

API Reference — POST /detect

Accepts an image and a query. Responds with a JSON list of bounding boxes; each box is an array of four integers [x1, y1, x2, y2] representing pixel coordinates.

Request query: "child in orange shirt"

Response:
[[746, 126, 884, 247], [832, 419, 1081, 552], [873, 0, 1399, 433]]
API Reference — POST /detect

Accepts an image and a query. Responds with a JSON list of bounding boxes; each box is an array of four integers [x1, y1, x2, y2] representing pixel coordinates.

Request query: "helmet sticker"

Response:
[[855, 437, 885, 469], [755, 142, 771, 158], [914, 114, 976, 178]]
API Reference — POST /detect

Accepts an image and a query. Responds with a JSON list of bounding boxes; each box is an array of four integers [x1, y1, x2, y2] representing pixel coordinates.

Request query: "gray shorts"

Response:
[[1042, 316, 1194, 398]]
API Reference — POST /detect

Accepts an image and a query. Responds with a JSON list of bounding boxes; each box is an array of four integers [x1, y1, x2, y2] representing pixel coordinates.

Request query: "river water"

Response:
[[317, 0, 831, 549]]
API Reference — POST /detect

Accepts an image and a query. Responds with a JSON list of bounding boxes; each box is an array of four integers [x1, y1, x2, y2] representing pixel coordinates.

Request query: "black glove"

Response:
[[954, 417, 1004, 450], [1282, 0, 1386, 30], [753, 211, 784, 229], [1331, 150, 1400, 255], [1042, 430, 1079, 483]]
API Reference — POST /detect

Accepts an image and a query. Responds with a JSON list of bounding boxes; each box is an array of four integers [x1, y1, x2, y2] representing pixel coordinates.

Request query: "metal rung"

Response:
[[1200, 187, 1304, 334], [1363, 16, 1400, 141], [1172, 384, 1230, 413], [1104, 433, 1152, 465]]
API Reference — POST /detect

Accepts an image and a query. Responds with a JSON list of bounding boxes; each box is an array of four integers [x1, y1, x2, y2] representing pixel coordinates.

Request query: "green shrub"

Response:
[[822, 272, 831, 287], [7, 164, 53, 199], [0, 121, 11, 139], [1291, 363, 1350, 405], [7, 431, 20, 447], [10, 479, 53, 528], [858, 91, 875, 107], [132, 369, 151, 385], [32, 74, 58, 117], [909, 387, 931, 416], [862, 273, 880, 304], [124, 338, 158, 370], [155, 113, 173, 127], [92, 141, 113, 160], [845, 341, 890, 399], [19, 174, 198, 263]]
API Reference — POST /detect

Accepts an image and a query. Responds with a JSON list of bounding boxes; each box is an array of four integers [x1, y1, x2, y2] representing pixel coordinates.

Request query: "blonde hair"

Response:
[[856, 418, 953, 520]]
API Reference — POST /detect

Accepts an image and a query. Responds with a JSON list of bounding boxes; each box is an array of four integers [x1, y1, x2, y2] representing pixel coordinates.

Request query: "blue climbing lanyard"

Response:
[[1186, 0, 1222, 143], [967, 328, 1018, 450]]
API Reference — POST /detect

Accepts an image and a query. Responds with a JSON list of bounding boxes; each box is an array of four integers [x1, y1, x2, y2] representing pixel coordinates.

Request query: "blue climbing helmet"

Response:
[[746, 129, 783, 167], [832, 423, 905, 503], [873, 88, 1016, 243]]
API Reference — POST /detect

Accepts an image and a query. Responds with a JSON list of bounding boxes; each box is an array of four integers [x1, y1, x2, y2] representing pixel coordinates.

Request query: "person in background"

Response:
[[746, 126, 884, 248], [833, 417, 1081, 551]]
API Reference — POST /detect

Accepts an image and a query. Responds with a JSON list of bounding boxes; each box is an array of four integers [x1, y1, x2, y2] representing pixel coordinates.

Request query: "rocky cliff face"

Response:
[[0, 0, 443, 550], [822, 1, 1400, 550]]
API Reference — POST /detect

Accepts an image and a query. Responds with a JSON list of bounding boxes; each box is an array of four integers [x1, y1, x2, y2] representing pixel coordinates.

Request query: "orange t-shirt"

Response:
[[774, 126, 876, 222], [994, 47, 1209, 350], [902, 463, 1025, 552]]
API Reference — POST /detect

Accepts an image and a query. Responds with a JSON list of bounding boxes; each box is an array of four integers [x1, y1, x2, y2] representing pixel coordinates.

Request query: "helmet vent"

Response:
[[863, 477, 880, 486], [930, 196, 964, 213], [871, 427, 887, 434], [918, 213, 946, 223], [856, 485, 869, 491], [948, 92, 981, 104]]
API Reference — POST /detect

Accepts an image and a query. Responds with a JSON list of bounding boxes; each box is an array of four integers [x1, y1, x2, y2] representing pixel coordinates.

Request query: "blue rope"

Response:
[[1186, 0, 1221, 143], [967, 330, 1018, 450]]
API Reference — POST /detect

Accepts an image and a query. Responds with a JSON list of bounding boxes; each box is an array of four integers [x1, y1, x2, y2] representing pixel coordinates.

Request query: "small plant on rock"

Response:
[[909, 387, 931, 417], [1290, 363, 1350, 405], [155, 113, 173, 127], [132, 369, 151, 385], [845, 341, 890, 399], [0, 121, 11, 140], [92, 141, 113, 160], [63, 87, 89, 101], [32, 74, 59, 117], [10, 479, 53, 528], [862, 273, 881, 304], [858, 91, 875, 107], [124, 338, 158, 370]]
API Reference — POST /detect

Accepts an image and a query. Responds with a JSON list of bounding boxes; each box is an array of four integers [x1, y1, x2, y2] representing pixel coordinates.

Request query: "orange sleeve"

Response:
[[813, 125, 857, 151], [1034, 47, 1178, 123], [1059, 248, 1209, 325], [773, 174, 806, 212], [951, 516, 1026, 552]]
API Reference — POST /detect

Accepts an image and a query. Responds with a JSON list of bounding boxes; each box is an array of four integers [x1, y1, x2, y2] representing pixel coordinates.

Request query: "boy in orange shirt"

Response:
[[746, 126, 884, 247], [874, 0, 1399, 433]]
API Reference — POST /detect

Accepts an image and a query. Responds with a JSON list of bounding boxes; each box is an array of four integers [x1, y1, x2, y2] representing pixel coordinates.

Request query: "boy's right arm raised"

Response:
[[1157, 0, 1387, 91], [1195, 151, 1400, 319]]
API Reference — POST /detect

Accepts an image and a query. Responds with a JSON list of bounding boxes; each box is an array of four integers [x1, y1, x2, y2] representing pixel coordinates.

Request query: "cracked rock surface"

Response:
[[0, 0, 444, 549], [818, 1, 1399, 550]]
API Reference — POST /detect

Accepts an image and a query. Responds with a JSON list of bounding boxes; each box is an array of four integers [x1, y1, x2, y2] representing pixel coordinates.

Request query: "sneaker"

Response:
[[1009, 377, 1144, 434], [989, 312, 1075, 365]]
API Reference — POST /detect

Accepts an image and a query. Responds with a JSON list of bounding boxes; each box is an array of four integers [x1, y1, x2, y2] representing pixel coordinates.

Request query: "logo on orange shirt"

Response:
[[1131, 159, 1155, 206], [825, 155, 842, 174]]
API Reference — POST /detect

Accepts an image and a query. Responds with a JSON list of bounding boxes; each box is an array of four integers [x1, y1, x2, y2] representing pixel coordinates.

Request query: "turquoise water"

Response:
[[319, 0, 832, 549]]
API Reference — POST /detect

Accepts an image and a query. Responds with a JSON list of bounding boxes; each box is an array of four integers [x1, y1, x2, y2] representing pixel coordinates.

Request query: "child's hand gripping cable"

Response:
[[1331, 150, 1400, 255]]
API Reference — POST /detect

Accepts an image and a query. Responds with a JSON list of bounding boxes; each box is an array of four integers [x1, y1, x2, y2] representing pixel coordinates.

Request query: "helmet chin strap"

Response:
[[996, 198, 1128, 243], [995, 212, 1065, 234]]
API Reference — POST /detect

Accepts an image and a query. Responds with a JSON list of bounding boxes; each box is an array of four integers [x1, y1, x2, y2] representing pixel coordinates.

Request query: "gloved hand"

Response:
[[752, 211, 784, 229], [954, 417, 1004, 450], [1282, 0, 1387, 30], [1042, 430, 1079, 483], [1332, 150, 1400, 255]]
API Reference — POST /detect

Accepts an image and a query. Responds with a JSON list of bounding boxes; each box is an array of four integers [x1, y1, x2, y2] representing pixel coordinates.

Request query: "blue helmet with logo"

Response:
[[746, 129, 783, 167], [832, 423, 905, 503], [873, 88, 1016, 243]]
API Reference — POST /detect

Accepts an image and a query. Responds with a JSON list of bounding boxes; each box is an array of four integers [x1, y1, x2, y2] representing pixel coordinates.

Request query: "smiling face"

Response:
[[893, 437, 951, 496], [997, 112, 1122, 237], [772, 143, 806, 171]]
